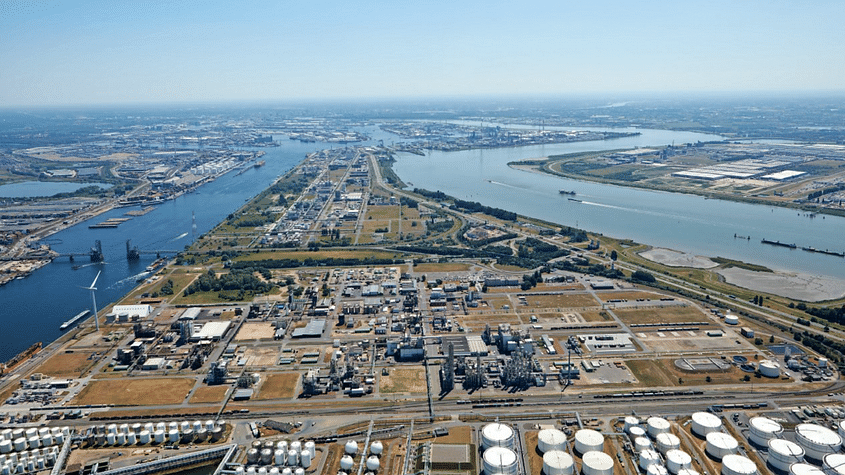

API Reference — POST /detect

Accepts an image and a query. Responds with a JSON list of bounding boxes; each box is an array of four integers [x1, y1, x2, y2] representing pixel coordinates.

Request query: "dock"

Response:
[[89, 217, 131, 229], [761, 238, 797, 249]]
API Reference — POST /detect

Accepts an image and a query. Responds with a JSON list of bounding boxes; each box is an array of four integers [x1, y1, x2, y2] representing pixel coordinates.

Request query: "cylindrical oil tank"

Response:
[[26, 460, 34, 473], [168, 430, 179, 443], [543, 450, 574, 475], [119, 423, 130, 434], [144, 423, 154, 433], [287, 450, 299, 466], [482, 423, 515, 450], [27, 436, 40, 449], [206, 420, 215, 431], [706, 432, 737, 460], [656, 433, 680, 455], [758, 360, 781, 378], [168, 422, 178, 432], [95, 434, 106, 446], [277, 441, 288, 451], [370, 441, 383, 455], [36, 458, 45, 470], [275, 449, 286, 466], [482, 447, 518, 475], [0, 464, 8, 475], [0, 429, 11, 441], [791, 463, 826, 475], [246, 448, 260, 464], [304, 441, 315, 455], [647, 465, 669, 475], [40, 434, 53, 447], [193, 421, 203, 432], [824, 454, 845, 475], [629, 427, 646, 439], [722, 455, 759, 475], [575, 429, 604, 455], [246, 468, 256, 475], [365, 455, 379, 471], [634, 437, 653, 452], [768, 439, 805, 472], [301, 450, 312, 468], [749, 417, 783, 446], [156, 422, 166, 432], [181, 430, 193, 443], [104, 434, 115, 446], [290, 441, 301, 453], [281, 469, 292, 475], [294, 469, 304, 475], [538, 429, 568, 454], [340, 455, 354, 471], [259, 468, 268, 475], [691, 412, 722, 437], [647, 417, 671, 438], [131, 423, 142, 434], [116, 433, 126, 445], [10, 431, 22, 441], [345, 440, 358, 455], [795, 424, 842, 460], [624, 417, 640, 432], [105, 426, 117, 436], [582, 451, 614, 475], [211, 427, 223, 441], [154, 430, 165, 444], [0, 441, 10, 454], [139, 431, 151, 444], [639, 449, 661, 470], [266, 440, 277, 450], [261, 448, 275, 465], [196, 428, 207, 441], [270, 469, 280, 475], [36, 429, 48, 439], [666, 450, 692, 475]]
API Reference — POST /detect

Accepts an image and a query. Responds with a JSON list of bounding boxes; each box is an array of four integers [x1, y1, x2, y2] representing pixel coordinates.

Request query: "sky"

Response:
[[1, 0, 844, 107]]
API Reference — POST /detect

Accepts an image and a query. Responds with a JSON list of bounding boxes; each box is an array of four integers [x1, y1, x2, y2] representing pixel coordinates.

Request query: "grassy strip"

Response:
[[712, 257, 773, 273]]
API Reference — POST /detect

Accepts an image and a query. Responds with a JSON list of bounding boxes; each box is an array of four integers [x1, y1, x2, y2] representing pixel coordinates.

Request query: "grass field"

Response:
[[413, 262, 473, 273], [614, 305, 707, 325], [34, 351, 93, 377], [255, 373, 300, 400], [74, 378, 196, 406], [234, 249, 403, 262], [520, 293, 600, 308], [189, 386, 229, 404], [380, 368, 427, 394]]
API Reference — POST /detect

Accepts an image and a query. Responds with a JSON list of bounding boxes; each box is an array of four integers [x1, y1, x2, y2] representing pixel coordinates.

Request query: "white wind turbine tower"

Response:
[[87, 271, 101, 331]]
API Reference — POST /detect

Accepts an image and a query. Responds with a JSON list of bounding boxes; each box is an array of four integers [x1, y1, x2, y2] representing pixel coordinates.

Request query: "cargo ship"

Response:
[[559, 190, 576, 195], [254, 160, 265, 168], [761, 238, 797, 249], [60, 310, 91, 330], [801, 246, 845, 257]]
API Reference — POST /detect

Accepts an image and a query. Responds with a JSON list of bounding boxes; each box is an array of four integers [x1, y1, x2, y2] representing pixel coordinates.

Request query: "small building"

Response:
[[741, 327, 754, 338], [142, 357, 167, 370], [112, 304, 152, 319]]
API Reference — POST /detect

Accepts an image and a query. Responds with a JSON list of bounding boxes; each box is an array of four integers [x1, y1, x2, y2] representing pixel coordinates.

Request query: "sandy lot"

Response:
[[74, 378, 195, 406], [639, 248, 718, 269], [234, 322, 276, 341], [718, 267, 845, 302]]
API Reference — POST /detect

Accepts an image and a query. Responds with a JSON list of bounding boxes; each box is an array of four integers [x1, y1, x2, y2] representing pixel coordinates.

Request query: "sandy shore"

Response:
[[639, 247, 718, 269], [718, 267, 845, 302]]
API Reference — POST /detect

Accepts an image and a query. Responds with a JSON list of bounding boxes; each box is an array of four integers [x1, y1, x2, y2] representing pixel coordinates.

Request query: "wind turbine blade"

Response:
[[90, 271, 101, 289]]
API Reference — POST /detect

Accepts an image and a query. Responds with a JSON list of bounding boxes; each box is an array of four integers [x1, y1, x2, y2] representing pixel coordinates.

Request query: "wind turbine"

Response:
[[87, 271, 101, 331]]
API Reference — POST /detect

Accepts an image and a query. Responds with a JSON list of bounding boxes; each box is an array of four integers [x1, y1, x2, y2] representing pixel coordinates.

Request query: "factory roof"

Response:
[[292, 319, 326, 338], [192, 321, 231, 341]]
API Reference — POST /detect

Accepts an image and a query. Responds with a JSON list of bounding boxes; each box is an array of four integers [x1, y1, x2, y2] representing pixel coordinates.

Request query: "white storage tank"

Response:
[[725, 314, 739, 325], [370, 441, 383, 455], [824, 454, 845, 475], [127, 432, 136, 445], [206, 420, 216, 431], [168, 430, 179, 443], [131, 423, 142, 434], [655, 433, 680, 455], [582, 451, 614, 475], [791, 463, 826, 475], [0, 441, 10, 455], [275, 449, 286, 466], [624, 417, 640, 432], [196, 428, 207, 441], [261, 448, 273, 465], [278, 441, 289, 452], [119, 423, 130, 434], [281, 469, 292, 475], [287, 450, 299, 466], [40, 434, 53, 447], [144, 423, 155, 433], [647, 417, 671, 438], [768, 439, 805, 472], [543, 450, 574, 475], [154, 430, 166, 444], [648, 465, 669, 475], [156, 422, 166, 432], [139, 431, 151, 444], [247, 448, 260, 464], [705, 432, 737, 460], [345, 440, 358, 455], [666, 450, 692, 475], [258, 468, 268, 475], [839, 421, 845, 441], [269, 469, 280, 475], [639, 449, 661, 470], [0, 429, 10, 441], [749, 417, 783, 446], [538, 429, 568, 453], [290, 441, 302, 454], [340, 455, 355, 471], [301, 450, 312, 468], [168, 422, 178, 432], [365, 455, 379, 471], [482, 423, 515, 450], [193, 421, 203, 432], [211, 427, 223, 441], [105, 434, 115, 446], [304, 441, 316, 455], [294, 469, 304, 475], [634, 437, 653, 452], [691, 412, 722, 437], [758, 360, 781, 378], [629, 427, 647, 439], [574, 429, 604, 454], [482, 447, 518, 475], [105, 425, 117, 436], [722, 455, 759, 475], [116, 433, 126, 445], [795, 423, 842, 460]]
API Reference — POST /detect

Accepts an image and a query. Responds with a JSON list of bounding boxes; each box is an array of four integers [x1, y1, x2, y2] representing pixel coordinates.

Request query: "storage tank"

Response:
[[261, 448, 273, 465], [758, 360, 781, 378], [131, 423, 142, 434], [791, 463, 826, 475], [543, 450, 574, 475], [144, 423, 155, 433], [629, 427, 646, 439], [0, 441, 10, 454], [768, 439, 805, 472], [259, 468, 268, 475], [168, 422, 178, 432], [168, 430, 179, 443], [666, 450, 692, 475], [104, 434, 115, 446], [26, 436, 40, 449], [181, 429, 193, 443], [705, 432, 737, 460], [655, 433, 680, 454], [824, 454, 845, 475], [749, 417, 783, 446], [270, 469, 280, 475], [278, 441, 289, 451], [370, 441, 383, 455], [37, 429, 49, 438], [725, 314, 739, 325], [211, 427, 223, 441], [139, 431, 151, 444], [691, 412, 722, 437], [116, 433, 126, 445], [340, 455, 355, 471], [294, 469, 304, 475], [154, 430, 166, 444], [247, 448, 260, 464], [639, 449, 661, 470], [301, 450, 312, 468], [40, 434, 53, 447], [345, 440, 358, 455], [634, 437, 653, 452], [482, 423, 515, 450], [105, 425, 117, 436], [722, 455, 759, 475], [127, 432, 136, 445], [281, 469, 292, 475], [0, 429, 11, 441], [304, 441, 316, 455], [196, 428, 207, 441], [365, 455, 379, 471], [647, 465, 669, 475], [287, 450, 299, 466], [10, 431, 22, 441], [156, 422, 166, 432], [193, 421, 203, 433], [647, 417, 671, 438], [574, 429, 604, 454], [119, 423, 130, 434], [795, 423, 842, 460], [206, 420, 216, 431], [246, 468, 256, 475], [290, 441, 301, 453], [538, 429, 568, 453], [482, 447, 518, 475], [582, 451, 614, 475], [274, 449, 286, 466], [624, 417, 640, 432]]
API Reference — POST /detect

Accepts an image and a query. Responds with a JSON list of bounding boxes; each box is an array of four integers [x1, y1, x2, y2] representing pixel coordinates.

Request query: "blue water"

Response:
[[0, 181, 112, 198]]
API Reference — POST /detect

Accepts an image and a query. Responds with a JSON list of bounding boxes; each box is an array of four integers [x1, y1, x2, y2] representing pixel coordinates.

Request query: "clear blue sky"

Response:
[[2, 0, 843, 107]]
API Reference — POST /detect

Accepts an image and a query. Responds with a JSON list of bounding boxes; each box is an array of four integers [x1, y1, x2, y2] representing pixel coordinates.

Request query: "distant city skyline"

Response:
[[2, 0, 844, 107]]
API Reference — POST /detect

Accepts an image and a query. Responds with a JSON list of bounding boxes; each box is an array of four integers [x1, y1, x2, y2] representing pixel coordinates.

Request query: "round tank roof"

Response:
[[483, 446, 517, 466], [769, 439, 805, 457], [630, 427, 646, 437], [543, 450, 574, 469], [677, 470, 701, 475], [539, 429, 568, 446], [667, 450, 692, 464], [706, 432, 738, 450], [692, 412, 721, 428], [796, 424, 842, 446], [722, 455, 758, 475], [647, 417, 671, 430], [582, 451, 614, 470], [575, 429, 604, 445], [750, 417, 782, 434], [483, 423, 514, 441], [824, 454, 845, 475], [790, 463, 825, 475]]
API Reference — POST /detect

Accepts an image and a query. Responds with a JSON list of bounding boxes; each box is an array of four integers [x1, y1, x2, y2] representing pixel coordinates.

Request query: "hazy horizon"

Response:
[[3, 1, 844, 107]]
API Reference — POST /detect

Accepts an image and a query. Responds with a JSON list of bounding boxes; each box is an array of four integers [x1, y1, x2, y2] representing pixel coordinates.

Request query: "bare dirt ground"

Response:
[[639, 247, 718, 269], [718, 267, 845, 302]]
